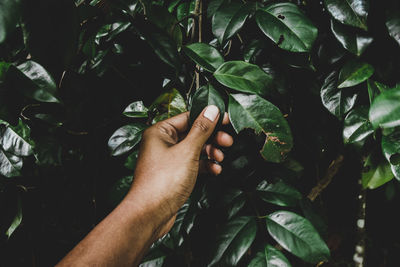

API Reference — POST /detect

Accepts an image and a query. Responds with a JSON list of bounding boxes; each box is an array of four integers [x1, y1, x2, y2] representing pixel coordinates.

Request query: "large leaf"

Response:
[[385, 3, 400, 46], [362, 153, 394, 189], [330, 19, 373, 56], [320, 71, 358, 118], [228, 93, 293, 163], [108, 123, 146, 156], [256, 180, 302, 207], [255, 3, 318, 52], [337, 60, 374, 88], [183, 43, 224, 72], [382, 130, 400, 180], [324, 0, 368, 30], [343, 106, 374, 144], [369, 85, 400, 129], [149, 88, 187, 124], [0, 149, 22, 178], [248, 244, 291, 267], [208, 216, 257, 266], [189, 84, 225, 126], [0, 0, 21, 44], [266, 211, 330, 263], [16, 61, 59, 103], [212, 1, 253, 44], [123, 101, 148, 118], [0, 119, 34, 157], [214, 61, 274, 97]]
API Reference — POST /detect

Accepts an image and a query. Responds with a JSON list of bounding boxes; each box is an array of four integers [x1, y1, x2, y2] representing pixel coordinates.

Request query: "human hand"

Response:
[[125, 105, 233, 239]]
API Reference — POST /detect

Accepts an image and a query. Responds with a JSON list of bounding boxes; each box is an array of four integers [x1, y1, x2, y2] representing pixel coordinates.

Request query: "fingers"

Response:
[[199, 160, 222, 175], [183, 105, 220, 154], [213, 131, 234, 147], [205, 144, 224, 162]]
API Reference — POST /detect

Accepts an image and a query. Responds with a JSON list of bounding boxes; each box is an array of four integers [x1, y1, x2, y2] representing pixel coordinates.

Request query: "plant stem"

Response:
[[354, 180, 367, 267]]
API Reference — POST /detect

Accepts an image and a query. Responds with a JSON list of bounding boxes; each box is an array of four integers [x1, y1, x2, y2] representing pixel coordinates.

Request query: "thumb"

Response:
[[182, 105, 220, 156]]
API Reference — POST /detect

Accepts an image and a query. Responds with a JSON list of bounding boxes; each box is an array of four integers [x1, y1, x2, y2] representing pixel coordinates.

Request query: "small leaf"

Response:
[[256, 180, 302, 207], [255, 2, 318, 52], [149, 88, 187, 124], [324, 0, 368, 30], [248, 244, 292, 267], [0, 119, 34, 157], [330, 19, 373, 56], [0, 0, 21, 43], [124, 150, 139, 170], [343, 106, 374, 144], [362, 153, 394, 189], [177, 1, 195, 35], [0, 149, 22, 178], [183, 43, 224, 72], [189, 84, 225, 126], [5, 194, 22, 238], [385, 3, 400, 46], [208, 216, 257, 266], [382, 129, 400, 180], [108, 123, 146, 156], [369, 85, 400, 129], [228, 93, 293, 163], [320, 71, 358, 118], [266, 211, 330, 263], [123, 101, 148, 118], [337, 60, 374, 88], [212, 1, 253, 44], [214, 61, 274, 97], [367, 80, 389, 103]]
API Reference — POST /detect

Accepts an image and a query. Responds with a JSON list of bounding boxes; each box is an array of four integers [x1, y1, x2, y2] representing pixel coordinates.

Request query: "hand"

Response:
[[126, 105, 233, 239]]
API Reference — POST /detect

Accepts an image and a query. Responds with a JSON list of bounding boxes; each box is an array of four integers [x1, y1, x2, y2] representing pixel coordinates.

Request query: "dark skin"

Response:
[[57, 105, 233, 266]]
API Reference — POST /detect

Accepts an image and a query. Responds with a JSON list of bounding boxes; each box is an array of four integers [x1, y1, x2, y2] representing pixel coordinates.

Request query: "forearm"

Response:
[[56, 191, 162, 267]]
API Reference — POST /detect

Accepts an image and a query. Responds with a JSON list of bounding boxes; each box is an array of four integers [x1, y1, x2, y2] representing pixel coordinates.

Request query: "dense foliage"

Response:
[[0, 0, 399, 266]]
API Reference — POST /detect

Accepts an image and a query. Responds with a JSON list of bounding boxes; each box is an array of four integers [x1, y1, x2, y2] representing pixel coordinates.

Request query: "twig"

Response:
[[307, 155, 344, 202], [20, 104, 41, 121], [224, 40, 232, 57], [353, 181, 366, 267]]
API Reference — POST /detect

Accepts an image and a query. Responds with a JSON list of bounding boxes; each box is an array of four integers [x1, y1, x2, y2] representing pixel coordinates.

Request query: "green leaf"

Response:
[[0, 0, 21, 44], [337, 60, 374, 88], [108, 123, 146, 156], [0, 149, 22, 178], [140, 249, 166, 267], [219, 189, 246, 220], [212, 1, 253, 44], [108, 175, 133, 208], [266, 211, 330, 263], [369, 85, 400, 129], [385, 3, 400, 46], [367, 80, 389, 103], [324, 0, 368, 30], [16, 61, 60, 103], [0, 119, 34, 157], [382, 130, 400, 180], [362, 153, 394, 189], [248, 244, 292, 267], [320, 71, 358, 118], [5, 194, 22, 238], [123, 101, 148, 118], [214, 61, 274, 97], [207, 0, 227, 19], [183, 43, 224, 72], [208, 216, 257, 266], [177, 0, 195, 35], [243, 40, 265, 63], [124, 150, 139, 170], [255, 3, 318, 52], [149, 88, 187, 124], [343, 106, 374, 144], [330, 19, 373, 56], [256, 180, 302, 207], [189, 84, 225, 126], [228, 93, 293, 163]]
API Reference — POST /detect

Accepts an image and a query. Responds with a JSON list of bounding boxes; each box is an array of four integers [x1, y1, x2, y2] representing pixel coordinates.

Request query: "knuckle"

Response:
[[192, 120, 210, 133]]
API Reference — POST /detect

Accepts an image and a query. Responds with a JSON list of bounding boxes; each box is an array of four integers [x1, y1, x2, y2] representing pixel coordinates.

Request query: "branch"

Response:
[[353, 180, 367, 267], [307, 155, 344, 202]]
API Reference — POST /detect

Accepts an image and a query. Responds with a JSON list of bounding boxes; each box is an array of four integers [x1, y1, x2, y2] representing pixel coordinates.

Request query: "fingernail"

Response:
[[203, 105, 219, 122]]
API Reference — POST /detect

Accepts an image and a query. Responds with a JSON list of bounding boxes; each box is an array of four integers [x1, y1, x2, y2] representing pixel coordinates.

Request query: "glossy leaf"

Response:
[[382, 130, 400, 180], [255, 3, 318, 52], [343, 106, 374, 144], [256, 180, 302, 207], [0, 0, 21, 43], [243, 40, 265, 63], [369, 85, 400, 129], [228, 93, 293, 163], [5, 194, 22, 238], [324, 0, 368, 30], [219, 189, 246, 220], [177, 0, 195, 35], [0, 149, 22, 178], [207, 0, 227, 19], [248, 244, 291, 267], [337, 60, 374, 88], [320, 71, 358, 118], [124, 150, 139, 171], [108, 123, 146, 156], [149, 88, 187, 124], [362, 154, 394, 189], [140, 250, 166, 267], [214, 61, 274, 97], [330, 19, 373, 56], [367, 80, 389, 103], [123, 101, 148, 118], [266, 211, 330, 263], [189, 84, 225, 126], [208, 216, 257, 266], [212, 1, 253, 44], [385, 5, 400, 46], [183, 43, 224, 72], [0, 119, 34, 157]]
